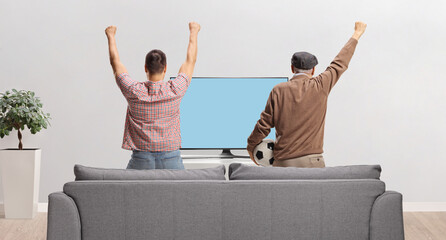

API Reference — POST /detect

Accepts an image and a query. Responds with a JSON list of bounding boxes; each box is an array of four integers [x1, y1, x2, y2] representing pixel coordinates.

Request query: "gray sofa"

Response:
[[47, 164, 404, 240]]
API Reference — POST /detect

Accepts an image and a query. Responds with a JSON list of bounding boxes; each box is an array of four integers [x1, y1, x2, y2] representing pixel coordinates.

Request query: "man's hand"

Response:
[[189, 22, 201, 34], [105, 25, 117, 38], [352, 21, 367, 40]]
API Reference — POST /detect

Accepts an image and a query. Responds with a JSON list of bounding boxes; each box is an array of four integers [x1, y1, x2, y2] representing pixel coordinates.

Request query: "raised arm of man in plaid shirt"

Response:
[[105, 22, 201, 170]]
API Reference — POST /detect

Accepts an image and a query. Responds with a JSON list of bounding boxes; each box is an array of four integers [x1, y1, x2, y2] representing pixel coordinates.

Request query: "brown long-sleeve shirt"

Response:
[[247, 38, 358, 161]]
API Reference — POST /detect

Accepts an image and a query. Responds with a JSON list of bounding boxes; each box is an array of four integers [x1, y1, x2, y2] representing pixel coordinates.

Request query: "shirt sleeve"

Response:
[[247, 90, 275, 154], [115, 73, 147, 101], [314, 38, 358, 94], [168, 73, 191, 96]]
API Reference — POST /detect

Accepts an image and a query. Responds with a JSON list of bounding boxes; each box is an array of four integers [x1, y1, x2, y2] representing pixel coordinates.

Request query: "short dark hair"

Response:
[[145, 49, 166, 74]]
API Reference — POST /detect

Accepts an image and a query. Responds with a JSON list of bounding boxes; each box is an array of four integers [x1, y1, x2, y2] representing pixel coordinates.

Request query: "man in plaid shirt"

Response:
[[105, 22, 201, 169]]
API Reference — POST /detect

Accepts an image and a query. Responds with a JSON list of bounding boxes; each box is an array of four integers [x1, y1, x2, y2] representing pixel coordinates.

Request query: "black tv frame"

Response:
[[170, 76, 289, 158]]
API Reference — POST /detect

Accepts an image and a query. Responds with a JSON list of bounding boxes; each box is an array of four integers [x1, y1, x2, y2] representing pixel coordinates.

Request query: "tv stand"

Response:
[[218, 149, 249, 159], [181, 149, 250, 159]]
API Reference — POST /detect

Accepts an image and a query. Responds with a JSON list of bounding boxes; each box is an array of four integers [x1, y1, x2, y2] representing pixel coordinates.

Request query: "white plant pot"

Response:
[[0, 149, 41, 219]]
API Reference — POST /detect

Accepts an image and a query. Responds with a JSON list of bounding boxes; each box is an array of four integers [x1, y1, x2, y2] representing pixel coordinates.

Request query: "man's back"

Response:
[[270, 75, 329, 160], [116, 73, 190, 151]]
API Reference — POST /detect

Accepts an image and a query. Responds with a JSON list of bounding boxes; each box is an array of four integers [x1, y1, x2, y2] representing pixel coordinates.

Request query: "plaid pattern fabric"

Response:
[[116, 73, 190, 151]]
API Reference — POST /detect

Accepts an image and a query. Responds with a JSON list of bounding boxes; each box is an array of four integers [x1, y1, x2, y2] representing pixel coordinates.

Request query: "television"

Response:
[[173, 77, 288, 158]]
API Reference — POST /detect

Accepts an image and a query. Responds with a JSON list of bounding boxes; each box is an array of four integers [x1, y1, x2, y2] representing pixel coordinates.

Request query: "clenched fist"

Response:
[[105, 25, 117, 38], [355, 22, 367, 34], [352, 21, 367, 40], [189, 22, 201, 34]]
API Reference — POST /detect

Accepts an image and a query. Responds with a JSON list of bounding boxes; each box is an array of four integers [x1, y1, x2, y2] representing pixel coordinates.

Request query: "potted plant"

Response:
[[0, 89, 50, 219]]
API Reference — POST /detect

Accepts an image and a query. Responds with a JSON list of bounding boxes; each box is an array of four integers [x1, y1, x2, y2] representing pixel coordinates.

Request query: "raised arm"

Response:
[[105, 26, 128, 77], [178, 22, 201, 79], [315, 21, 367, 93]]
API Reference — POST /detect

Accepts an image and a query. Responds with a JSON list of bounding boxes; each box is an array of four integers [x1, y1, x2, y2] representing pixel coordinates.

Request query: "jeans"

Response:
[[126, 150, 184, 170]]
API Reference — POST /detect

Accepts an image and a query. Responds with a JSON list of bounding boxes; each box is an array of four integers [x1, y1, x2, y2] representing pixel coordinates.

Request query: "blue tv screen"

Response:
[[175, 77, 288, 149]]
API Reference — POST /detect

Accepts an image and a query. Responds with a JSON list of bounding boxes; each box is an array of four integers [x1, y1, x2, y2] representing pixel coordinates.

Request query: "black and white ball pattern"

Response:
[[253, 139, 275, 167]]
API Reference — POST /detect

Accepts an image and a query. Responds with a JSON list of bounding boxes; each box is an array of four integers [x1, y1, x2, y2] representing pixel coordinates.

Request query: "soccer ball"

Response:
[[253, 139, 275, 167]]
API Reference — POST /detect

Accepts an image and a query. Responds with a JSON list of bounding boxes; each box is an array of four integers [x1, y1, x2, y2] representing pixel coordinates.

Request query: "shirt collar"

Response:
[[146, 80, 164, 95], [293, 73, 310, 78], [290, 73, 311, 81]]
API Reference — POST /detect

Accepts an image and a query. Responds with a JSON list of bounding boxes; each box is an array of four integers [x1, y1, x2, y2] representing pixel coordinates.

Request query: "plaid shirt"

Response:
[[116, 73, 190, 151]]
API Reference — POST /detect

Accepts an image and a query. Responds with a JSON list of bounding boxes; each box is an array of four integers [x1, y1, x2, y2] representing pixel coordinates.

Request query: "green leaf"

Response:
[[0, 89, 51, 136]]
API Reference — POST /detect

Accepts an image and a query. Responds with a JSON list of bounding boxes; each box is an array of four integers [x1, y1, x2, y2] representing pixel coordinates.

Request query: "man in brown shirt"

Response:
[[247, 22, 367, 167]]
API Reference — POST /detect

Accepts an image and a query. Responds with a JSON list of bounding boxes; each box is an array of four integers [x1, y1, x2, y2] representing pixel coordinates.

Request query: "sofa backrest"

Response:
[[64, 179, 385, 240], [229, 163, 382, 180], [74, 164, 226, 180]]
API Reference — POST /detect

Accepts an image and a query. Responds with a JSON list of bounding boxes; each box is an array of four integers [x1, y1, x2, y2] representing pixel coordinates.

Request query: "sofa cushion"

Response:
[[228, 163, 381, 180], [62, 179, 386, 240], [74, 165, 226, 180]]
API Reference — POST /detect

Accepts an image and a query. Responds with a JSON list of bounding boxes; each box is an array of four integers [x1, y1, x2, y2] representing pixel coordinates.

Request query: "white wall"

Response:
[[0, 0, 445, 203]]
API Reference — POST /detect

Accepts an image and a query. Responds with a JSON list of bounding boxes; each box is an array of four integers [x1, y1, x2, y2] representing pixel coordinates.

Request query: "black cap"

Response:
[[291, 52, 318, 70]]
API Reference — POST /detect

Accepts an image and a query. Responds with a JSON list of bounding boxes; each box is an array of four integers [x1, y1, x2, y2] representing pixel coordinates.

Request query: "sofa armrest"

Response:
[[370, 191, 405, 240], [47, 192, 81, 240]]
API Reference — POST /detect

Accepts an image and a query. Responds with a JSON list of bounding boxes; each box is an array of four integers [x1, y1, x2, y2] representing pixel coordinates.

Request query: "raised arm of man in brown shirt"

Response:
[[247, 22, 367, 165]]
